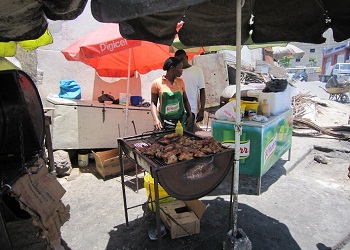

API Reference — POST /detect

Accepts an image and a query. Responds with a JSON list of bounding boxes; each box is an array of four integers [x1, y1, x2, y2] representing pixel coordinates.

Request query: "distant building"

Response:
[[287, 30, 347, 70], [290, 42, 326, 68], [286, 34, 350, 81], [320, 40, 350, 74]]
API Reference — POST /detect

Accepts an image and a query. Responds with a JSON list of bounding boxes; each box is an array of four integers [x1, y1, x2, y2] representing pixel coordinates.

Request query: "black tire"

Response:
[[340, 94, 349, 103]]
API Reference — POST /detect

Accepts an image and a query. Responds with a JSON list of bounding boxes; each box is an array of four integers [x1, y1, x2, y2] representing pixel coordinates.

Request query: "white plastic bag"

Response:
[[215, 101, 236, 121]]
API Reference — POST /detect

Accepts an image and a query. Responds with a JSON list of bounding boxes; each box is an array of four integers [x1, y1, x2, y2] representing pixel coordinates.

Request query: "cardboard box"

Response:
[[160, 199, 206, 239], [12, 160, 66, 222], [92, 149, 135, 178], [11, 159, 70, 247]]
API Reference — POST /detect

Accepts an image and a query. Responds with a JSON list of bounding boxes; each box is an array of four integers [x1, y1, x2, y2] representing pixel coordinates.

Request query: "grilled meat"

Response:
[[155, 150, 164, 158], [193, 150, 206, 158], [139, 133, 226, 164], [158, 138, 171, 145], [178, 151, 194, 161], [138, 143, 160, 157], [163, 144, 175, 152], [164, 133, 180, 140], [162, 151, 178, 164], [201, 146, 213, 154]]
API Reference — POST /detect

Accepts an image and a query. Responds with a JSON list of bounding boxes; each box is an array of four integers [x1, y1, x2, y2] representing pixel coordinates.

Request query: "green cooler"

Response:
[[212, 109, 293, 179]]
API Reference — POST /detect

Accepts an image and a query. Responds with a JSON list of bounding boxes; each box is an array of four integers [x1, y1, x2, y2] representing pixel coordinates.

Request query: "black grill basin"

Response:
[[0, 69, 44, 186], [118, 131, 235, 200]]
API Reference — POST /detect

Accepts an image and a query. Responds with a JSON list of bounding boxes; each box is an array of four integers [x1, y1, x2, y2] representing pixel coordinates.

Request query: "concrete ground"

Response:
[[55, 134, 350, 250], [5, 80, 350, 249]]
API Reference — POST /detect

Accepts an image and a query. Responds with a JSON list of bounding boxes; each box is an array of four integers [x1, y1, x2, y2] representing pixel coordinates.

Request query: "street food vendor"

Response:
[[150, 57, 192, 130]]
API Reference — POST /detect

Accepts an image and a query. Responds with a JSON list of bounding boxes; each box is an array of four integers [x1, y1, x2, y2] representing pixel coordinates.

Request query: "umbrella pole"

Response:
[[124, 49, 132, 136]]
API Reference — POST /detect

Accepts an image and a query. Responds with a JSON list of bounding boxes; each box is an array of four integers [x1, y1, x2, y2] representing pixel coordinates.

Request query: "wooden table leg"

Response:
[[45, 116, 55, 172]]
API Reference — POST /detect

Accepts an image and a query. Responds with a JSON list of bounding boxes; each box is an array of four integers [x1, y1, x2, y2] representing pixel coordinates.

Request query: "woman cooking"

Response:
[[151, 57, 192, 130]]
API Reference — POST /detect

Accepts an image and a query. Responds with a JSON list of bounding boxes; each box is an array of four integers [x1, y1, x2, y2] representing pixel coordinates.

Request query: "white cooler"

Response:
[[248, 86, 292, 116]]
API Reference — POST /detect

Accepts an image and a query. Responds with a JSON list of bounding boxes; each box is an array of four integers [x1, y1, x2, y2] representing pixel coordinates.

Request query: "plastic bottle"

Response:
[[175, 121, 183, 136], [261, 99, 270, 118]]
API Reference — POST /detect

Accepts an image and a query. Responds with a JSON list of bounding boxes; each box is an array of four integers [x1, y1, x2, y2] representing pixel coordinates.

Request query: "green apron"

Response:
[[159, 90, 187, 128]]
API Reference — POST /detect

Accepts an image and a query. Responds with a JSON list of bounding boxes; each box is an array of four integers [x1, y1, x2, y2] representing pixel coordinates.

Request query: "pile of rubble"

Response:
[[230, 63, 289, 85], [291, 93, 350, 140]]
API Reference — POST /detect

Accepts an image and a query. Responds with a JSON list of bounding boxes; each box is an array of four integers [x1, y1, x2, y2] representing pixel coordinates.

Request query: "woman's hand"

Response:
[[153, 117, 163, 131]]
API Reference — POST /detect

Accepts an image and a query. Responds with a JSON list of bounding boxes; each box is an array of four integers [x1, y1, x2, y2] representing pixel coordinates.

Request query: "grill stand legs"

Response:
[[119, 144, 163, 248], [120, 146, 129, 227], [154, 174, 162, 247]]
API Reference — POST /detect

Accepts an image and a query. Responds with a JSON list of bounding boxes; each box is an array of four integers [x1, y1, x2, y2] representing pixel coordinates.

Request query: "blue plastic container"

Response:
[[130, 96, 142, 106]]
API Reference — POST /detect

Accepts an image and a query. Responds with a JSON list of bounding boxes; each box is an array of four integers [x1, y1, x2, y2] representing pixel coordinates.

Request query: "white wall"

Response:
[[242, 46, 263, 66], [139, 69, 164, 102], [193, 53, 229, 106]]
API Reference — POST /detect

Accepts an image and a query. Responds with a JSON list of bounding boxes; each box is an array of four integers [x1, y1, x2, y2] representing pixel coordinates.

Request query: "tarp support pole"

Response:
[[232, 0, 242, 236]]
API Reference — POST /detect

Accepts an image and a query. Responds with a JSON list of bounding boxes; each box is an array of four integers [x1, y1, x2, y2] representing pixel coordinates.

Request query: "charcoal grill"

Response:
[[119, 130, 234, 200], [0, 67, 45, 248], [118, 130, 234, 244], [0, 69, 45, 186]]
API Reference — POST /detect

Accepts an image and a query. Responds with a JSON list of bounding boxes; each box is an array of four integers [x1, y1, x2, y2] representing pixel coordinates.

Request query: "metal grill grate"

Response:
[[0, 155, 40, 190], [0, 164, 25, 187], [122, 131, 206, 168]]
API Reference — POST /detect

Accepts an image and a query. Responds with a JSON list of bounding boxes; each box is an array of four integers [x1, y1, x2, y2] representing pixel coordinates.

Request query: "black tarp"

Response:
[[1, 0, 350, 46], [92, 0, 350, 46], [0, 0, 88, 42]]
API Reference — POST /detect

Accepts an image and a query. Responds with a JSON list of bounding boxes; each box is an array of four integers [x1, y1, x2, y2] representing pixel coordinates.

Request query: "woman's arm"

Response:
[[151, 93, 162, 130]]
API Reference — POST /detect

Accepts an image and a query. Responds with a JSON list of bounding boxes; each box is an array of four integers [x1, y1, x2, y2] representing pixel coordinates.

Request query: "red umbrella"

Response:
[[61, 24, 174, 77]]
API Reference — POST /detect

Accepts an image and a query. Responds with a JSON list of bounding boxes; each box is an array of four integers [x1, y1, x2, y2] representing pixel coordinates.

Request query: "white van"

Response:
[[331, 63, 350, 77]]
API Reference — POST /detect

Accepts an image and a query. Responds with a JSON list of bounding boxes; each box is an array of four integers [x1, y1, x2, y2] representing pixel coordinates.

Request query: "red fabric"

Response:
[[62, 24, 171, 77]]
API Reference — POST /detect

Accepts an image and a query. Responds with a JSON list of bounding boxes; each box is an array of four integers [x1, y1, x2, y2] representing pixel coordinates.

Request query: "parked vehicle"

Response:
[[331, 63, 350, 77]]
